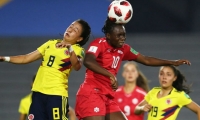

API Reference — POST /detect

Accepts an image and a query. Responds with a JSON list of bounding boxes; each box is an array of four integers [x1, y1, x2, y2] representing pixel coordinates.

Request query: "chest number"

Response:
[[151, 106, 158, 117], [124, 105, 131, 116], [111, 56, 120, 68], [47, 55, 55, 67]]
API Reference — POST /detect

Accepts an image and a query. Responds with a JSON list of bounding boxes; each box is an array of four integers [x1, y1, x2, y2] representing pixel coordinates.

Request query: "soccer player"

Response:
[[134, 65, 200, 120], [115, 61, 149, 120], [18, 75, 35, 120], [18, 75, 77, 120], [0, 19, 91, 120], [57, 18, 191, 120]]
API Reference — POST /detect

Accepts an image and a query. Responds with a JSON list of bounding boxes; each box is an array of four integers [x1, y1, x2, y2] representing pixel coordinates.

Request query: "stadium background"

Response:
[[0, 0, 200, 119]]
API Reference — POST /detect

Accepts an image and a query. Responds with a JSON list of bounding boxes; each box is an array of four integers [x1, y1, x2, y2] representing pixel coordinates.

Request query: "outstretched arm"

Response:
[[135, 54, 191, 66], [186, 101, 200, 120], [0, 50, 42, 64]]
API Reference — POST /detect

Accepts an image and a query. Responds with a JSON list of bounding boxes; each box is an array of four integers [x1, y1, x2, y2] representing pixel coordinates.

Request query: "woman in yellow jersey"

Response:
[[0, 19, 91, 120], [134, 65, 200, 120], [18, 75, 77, 120]]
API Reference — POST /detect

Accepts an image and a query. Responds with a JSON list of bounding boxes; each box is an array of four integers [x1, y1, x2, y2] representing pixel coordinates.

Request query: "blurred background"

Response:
[[0, 0, 200, 119]]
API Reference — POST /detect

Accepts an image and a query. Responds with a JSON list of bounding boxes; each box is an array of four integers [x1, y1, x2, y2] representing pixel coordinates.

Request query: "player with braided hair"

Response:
[[57, 18, 190, 120]]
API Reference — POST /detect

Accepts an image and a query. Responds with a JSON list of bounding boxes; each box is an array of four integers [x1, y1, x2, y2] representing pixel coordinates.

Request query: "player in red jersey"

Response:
[[57, 18, 191, 120], [114, 61, 149, 120]]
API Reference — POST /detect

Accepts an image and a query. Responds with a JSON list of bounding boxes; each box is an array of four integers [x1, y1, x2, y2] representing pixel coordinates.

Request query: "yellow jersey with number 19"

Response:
[[31, 39, 84, 97], [145, 87, 192, 120]]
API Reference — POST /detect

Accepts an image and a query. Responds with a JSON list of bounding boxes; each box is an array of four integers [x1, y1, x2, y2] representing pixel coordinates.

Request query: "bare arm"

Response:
[[0, 50, 42, 64], [135, 54, 191, 66], [68, 51, 82, 71], [19, 113, 26, 120], [68, 106, 77, 120], [186, 101, 200, 120], [134, 100, 152, 115], [83, 53, 118, 90]]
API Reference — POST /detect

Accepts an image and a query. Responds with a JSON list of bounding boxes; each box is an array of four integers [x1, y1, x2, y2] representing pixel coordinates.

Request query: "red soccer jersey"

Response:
[[115, 86, 146, 120], [77, 37, 139, 97]]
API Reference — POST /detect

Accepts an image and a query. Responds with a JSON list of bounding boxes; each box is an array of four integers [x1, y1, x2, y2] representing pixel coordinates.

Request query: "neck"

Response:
[[159, 87, 173, 96], [123, 82, 136, 94]]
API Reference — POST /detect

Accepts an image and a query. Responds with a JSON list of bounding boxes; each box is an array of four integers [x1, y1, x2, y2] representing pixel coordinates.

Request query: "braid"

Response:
[[102, 17, 118, 34]]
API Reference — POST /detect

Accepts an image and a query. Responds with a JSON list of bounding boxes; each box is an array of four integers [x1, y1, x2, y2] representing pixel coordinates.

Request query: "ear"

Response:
[[106, 33, 111, 39], [76, 37, 83, 42], [173, 76, 177, 82]]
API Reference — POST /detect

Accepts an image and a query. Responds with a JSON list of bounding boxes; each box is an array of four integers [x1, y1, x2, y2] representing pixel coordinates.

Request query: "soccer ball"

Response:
[[108, 0, 133, 24]]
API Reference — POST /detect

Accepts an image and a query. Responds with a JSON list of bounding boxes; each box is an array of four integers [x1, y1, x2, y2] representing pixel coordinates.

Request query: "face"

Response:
[[63, 21, 83, 44], [107, 25, 126, 48], [159, 66, 177, 88], [122, 64, 139, 83]]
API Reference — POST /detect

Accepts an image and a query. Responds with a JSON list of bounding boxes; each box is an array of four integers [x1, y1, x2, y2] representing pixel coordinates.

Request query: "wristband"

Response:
[[4, 56, 10, 62], [68, 46, 74, 53], [139, 106, 144, 111]]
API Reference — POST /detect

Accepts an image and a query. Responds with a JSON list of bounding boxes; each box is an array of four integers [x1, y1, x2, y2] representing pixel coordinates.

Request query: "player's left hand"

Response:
[[173, 59, 191, 66]]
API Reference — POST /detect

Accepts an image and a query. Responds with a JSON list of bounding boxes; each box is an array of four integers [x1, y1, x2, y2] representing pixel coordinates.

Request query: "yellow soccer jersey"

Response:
[[145, 87, 192, 120], [18, 93, 32, 115], [32, 39, 85, 97]]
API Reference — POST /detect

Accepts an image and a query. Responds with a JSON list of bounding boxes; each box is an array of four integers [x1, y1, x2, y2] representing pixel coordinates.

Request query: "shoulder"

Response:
[[135, 86, 147, 96], [72, 44, 84, 50], [90, 37, 106, 44], [148, 87, 161, 94], [42, 39, 61, 45], [116, 86, 124, 92], [20, 93, 32, 102]]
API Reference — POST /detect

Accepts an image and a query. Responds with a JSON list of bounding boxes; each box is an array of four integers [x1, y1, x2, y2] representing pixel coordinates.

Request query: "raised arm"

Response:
[[0, 50, 42, 64], [135, 54, 191, 66]]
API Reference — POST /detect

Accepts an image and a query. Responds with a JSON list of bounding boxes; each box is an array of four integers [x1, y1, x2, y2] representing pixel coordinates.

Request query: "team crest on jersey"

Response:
[[166, 99, 171, 105], [28, 114, 34, 120]]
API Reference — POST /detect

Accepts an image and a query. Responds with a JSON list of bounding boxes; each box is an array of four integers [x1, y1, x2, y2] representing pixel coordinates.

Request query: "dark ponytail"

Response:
[[102, 17, 120, 34], [168, 65, 191, 94]]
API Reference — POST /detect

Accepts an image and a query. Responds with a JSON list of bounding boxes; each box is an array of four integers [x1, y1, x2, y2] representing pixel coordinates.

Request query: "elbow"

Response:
[[83, 59, 91, 68]]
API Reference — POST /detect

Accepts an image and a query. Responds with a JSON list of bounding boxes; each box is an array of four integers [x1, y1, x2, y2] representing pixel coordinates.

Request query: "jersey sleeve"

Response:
[[72, 45, 85, 59], [18, 99, 26, 114], [178, 92, 192, 107], [37, 40, 53, 55], [122, 45, 139, 61], [86, 39, 101, 57]]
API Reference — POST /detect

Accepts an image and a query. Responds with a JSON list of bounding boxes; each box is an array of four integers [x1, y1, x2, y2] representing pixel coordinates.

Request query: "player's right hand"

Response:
[[0, 56, 4, 62], [110, 75, 118, 91], [142, 104, 152, 112]]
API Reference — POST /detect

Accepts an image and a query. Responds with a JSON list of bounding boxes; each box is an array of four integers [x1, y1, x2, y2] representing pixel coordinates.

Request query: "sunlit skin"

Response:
[[106, 25, 126, 48], [122, 63, 139, 93], [63, 21, 83, 45]]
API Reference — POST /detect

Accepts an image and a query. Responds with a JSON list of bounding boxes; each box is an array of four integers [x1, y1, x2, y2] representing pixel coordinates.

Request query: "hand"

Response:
[[110, 75, 118, 91], [56, 42, 71, 49], [142, 104, 152, 112], [0, 56, 5, 62], [173, 59, 191, 66]]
